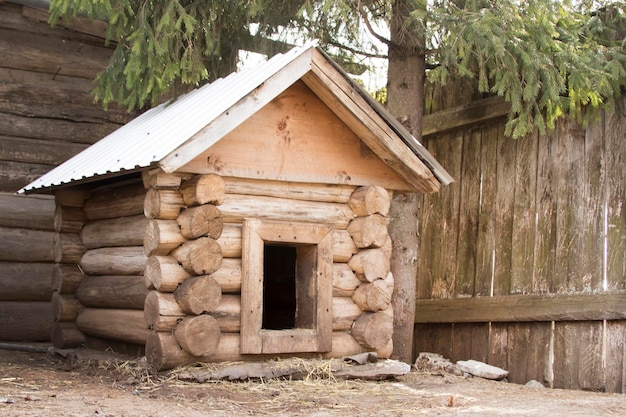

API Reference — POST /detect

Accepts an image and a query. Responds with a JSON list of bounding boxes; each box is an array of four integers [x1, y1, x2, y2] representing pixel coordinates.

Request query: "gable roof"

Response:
[[20, 42, 453, 194]]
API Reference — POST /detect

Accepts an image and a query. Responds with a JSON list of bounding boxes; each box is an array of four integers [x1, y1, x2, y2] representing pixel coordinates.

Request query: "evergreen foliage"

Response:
[[50, 0, 626, 138], [49, 0, 303, 110]]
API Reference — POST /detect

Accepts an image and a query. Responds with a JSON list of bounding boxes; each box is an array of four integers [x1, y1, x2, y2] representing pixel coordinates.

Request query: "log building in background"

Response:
[[0, 1, 134, 342], [21, 43, 451, 370]]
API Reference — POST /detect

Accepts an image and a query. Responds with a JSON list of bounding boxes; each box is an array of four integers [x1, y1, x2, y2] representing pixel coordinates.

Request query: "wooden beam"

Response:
[[422, 96, 510, 138], [414, 293, 626, 323]]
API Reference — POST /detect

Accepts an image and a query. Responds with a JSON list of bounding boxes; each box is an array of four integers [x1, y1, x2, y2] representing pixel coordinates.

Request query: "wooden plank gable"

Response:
[[180, 81, 413, 191]]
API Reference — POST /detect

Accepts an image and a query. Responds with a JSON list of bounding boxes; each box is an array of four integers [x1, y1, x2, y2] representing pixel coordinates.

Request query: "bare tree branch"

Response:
[[357, 0, 391, 46]]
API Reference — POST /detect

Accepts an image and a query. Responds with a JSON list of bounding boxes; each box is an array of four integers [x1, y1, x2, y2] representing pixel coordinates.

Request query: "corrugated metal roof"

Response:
[[19, 41, 318, 193]]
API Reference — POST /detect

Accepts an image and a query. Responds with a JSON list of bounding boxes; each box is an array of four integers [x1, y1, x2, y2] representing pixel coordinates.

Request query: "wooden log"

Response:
[[216, 224, 355, 262], [146, 331, 242, 370], [52, 263, 85, 294], [75, 275, 148, 310], [174, 275, 222, 315], [332, 297, 364, 331], [51, 292, 83, 322], [209, 294, 241, 333], [144, 291, 185, 331], [144, 188, 184, 220], [347, 214, 389, 249], [144, 219, 186, 256], [80, 246, 147, 275], [0, 301, 53, 342], [171, 237, 222, 275], [146, 331, 192, 371], [76, 308, 149, 345], [54, 188, 88, 208], [53, 232, 86, 263], [348, 186, 391, 216], [321, 332, 364, 359], [351, 311, 393, 350], [223, 177, 356, 203], [51, 321, 86, 348], [217, 224, 242, 257], [0, 262, 53, 301], [332, 229, 358, 262], [0, 192, 54, 230], [81, 214, 148, 249], [142, 169, 185, 189], [174, 314, 221, 356], [176, 204, 223, 239], [351, 279, 392, 312], [180, 174, 225, 206], [144, 256, 191, 292], [348, 238, 392, 283], [83, 182, 145, 220], [375, 338, 393, 359], [219, 194, 354, 228], [0, 226, 54, 262], [332, 263, 361, 297], [54, 206, 86, 233], [210, 258, 242, 293]]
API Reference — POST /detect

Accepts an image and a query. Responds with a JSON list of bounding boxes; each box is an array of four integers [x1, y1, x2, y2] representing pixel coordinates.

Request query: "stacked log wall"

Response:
[[0, 3, 133, 193], [49, 179, 149, 349], [0, 192, 55, 341], [143, 171, 397, 370]]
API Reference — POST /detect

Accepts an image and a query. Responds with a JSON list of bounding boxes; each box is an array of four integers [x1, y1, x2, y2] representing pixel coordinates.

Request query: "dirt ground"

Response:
[[1, 346, 626, 417]]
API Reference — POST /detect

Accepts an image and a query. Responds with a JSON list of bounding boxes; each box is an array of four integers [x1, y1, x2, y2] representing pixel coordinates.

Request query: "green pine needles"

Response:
[[421, 0, 626, 137]]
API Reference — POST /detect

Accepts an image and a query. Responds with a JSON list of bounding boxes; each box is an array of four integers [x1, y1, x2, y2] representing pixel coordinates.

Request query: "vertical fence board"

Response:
[[605, 320, 626, 393], [455, 129, 482, 296], [428, 131, 463, 299], [533, 132, 558, 293], [553, 321, 604, 391], [450, 323, 489, 362], [475, 125, 498, 295], [493, 121, 516, 295], [582, 114, 606, 291], [605, 98, 626, 290], [414, 323, 454, 360], [505, 322, 551, 385], [511, 131, 538, 294], [488, 323, 509, 371], [555, 121, 587, 292]]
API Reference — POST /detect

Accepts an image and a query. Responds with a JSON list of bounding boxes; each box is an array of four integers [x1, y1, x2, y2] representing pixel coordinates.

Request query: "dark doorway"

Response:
[[263, 244, 297, 330]]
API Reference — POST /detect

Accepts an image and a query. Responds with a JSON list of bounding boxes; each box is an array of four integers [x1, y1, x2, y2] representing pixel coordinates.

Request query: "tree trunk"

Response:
[[385, 0, 425, 363]]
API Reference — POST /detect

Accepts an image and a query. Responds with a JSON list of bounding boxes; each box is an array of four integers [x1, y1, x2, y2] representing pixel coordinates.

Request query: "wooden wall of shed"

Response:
[[143, 173, 396, 370], [0, 3, 133, 192], [414, 94, 626, 392]]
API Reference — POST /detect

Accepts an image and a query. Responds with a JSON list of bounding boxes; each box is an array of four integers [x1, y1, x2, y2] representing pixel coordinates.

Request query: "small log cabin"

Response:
[[21, 43, 452, 370]]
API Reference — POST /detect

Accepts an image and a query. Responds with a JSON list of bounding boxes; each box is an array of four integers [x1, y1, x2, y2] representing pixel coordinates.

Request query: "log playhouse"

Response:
[[21, 43, 451, 370]]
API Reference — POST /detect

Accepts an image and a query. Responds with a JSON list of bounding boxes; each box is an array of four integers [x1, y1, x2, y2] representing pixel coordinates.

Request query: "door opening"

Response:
[[263, 244, 296, 330]]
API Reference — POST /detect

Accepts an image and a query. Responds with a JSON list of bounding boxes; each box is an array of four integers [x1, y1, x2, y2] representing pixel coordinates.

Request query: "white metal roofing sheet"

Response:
[[19, 41, 318, 193]]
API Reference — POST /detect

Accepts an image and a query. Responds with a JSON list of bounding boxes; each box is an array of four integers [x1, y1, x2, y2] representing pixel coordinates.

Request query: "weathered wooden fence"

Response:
[[414, 95, 626, 392]]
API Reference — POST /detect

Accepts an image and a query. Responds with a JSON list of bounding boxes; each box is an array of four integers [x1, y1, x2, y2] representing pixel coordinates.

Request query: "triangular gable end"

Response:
[[160, 48, 442, 194]]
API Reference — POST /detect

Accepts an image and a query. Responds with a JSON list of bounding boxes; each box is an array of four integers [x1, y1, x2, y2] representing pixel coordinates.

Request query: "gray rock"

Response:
[[334, 359, 411, 381], [455, 359, 509, 380], [414, 352, 462, 376], [525, 380, 546, 389]]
